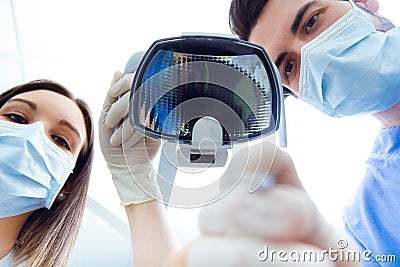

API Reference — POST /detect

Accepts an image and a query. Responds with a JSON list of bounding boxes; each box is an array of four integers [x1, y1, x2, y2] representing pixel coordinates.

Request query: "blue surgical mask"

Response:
[[299, 4, 400, 117], [0, 120, 74, 218]]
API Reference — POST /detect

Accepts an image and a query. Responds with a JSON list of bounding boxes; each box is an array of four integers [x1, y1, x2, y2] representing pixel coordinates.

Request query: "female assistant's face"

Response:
[[0, 90, 86, 162]]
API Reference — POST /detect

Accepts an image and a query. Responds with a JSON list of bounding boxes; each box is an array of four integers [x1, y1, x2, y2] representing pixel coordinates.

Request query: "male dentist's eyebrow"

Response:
[[275, 52, 288, 70], [7, 98, 38, 111], [59, 119, 82, 142], [291, 0, 319, 35]]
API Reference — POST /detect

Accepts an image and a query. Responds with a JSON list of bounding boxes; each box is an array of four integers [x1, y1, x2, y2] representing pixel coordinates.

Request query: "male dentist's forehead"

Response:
[[249, 0, 310, 62], [248, 0, 352, 92]]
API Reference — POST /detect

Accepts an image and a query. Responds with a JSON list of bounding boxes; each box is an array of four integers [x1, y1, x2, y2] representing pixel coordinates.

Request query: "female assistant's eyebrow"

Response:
[[7, 98, 38, 111], [291, 0, 319, 35], [59, 119, 82, 143]]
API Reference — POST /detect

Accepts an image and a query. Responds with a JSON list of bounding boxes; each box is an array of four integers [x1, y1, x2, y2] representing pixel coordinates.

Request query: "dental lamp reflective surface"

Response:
[[124, 35, 287, 205]]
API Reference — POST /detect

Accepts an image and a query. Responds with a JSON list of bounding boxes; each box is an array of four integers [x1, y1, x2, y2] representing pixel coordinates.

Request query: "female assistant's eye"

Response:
[[283, 60, 295, 80], [305, 13, 319, 34], [52, 135, 71, 151], [4, 113, 28, 124]]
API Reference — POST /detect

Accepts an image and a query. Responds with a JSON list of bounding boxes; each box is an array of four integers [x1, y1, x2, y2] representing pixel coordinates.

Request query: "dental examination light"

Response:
[[124, 35, 287, 205]]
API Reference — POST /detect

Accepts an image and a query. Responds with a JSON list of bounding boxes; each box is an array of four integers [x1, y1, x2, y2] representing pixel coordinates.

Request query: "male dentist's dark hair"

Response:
[[229, 0, 394, 40], [229, 0, 268, 40]]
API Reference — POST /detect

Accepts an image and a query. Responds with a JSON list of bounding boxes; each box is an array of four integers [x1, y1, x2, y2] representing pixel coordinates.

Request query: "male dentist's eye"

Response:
[[305, 13, 319, 34], [283, 60, 295, 80], [4, 113, 28, 124], [52, 135, 71, 151]]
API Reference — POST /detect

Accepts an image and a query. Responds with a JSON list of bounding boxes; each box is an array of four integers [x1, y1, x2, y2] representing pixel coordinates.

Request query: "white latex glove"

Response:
[[184, 142, 362, 267], [192, 186, 360, 267], [199, 184, 329, 245], [99, 71, 162, 205], [199, 141, 333, 248]]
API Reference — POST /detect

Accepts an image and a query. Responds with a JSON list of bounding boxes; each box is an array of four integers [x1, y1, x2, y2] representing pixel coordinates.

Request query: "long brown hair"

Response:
[[0, 80, 94, 266]]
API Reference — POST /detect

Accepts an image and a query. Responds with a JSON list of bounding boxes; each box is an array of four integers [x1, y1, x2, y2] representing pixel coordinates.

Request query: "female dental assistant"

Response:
[[0, 80, 94, 267]]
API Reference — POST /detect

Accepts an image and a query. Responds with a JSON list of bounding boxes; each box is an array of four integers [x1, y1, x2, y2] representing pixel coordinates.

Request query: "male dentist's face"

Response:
[[249, 0, 352, 94]]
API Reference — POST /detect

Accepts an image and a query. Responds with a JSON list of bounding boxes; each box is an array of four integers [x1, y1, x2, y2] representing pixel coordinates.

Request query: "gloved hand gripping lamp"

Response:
[[126, 35, 287, 204]]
